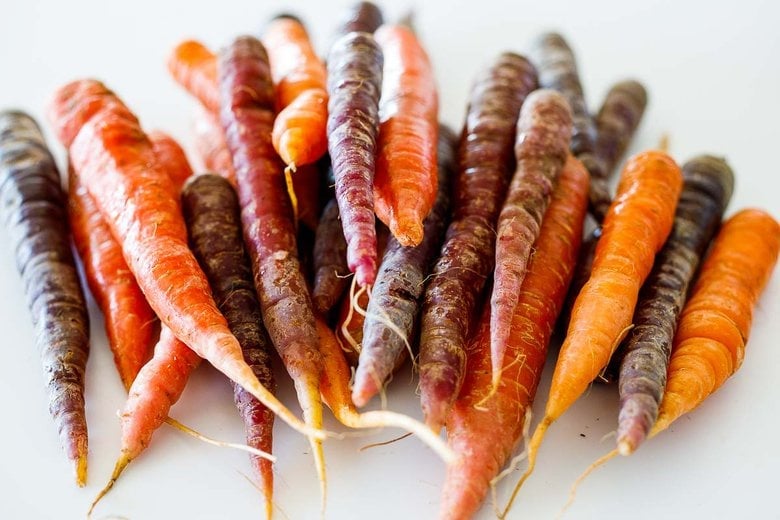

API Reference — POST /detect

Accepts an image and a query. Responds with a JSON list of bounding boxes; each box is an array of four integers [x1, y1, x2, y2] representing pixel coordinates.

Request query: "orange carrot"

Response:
[[48, 79, 318, 438], [148, 131, 194, 192], [192, 105, 237, 184], [167, 40, 220, 113], [503, 150, 682, 513], [372, 24, 438, 246], [441, 155, 589, 520], [651, 208, 779, 435]]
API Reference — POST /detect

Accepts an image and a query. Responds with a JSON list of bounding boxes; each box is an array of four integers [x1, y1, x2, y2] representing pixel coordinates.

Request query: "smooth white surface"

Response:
[[1, 1, 779, 519]]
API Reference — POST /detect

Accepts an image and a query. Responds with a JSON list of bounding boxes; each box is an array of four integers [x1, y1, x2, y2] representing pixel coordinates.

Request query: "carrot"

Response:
[[316, 317, 455, 464], [218, 36, 328, 505], [651, 208, 779, 435], [0, 110, 90, 486], [290, 163, 323, 232], [326, 31, 384, 286], [335, 1, 384, 36], [441, 155, 589, 520], [503, 150, 683, 513], [312, 197, 350, 314], [531, 32, 606, 219], [148, 130, 194, 192], [372, 24, 438, 246], [489, 89, 573, 390], [167, 39, 219, 113], [418, 52, 538, 430], [352, 125, 456, 407], [47, 79, 317, 438], [617, 155, 733, 454], [182, 174, 277, 519], [589, 80, 648, 219], [192, 105, 237, 184]]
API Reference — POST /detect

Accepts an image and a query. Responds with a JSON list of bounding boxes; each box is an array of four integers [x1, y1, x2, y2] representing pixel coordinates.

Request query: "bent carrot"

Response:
[[373, 24, 438, 246], [182, 174, 277, 519], [505, 150, 682, 511], [316, 318, 455, 464], [418, 53, 538, 430], [617, 155, 733, 455], [0, 111, 90, 486], [489, 89, 573, 390], [192, 106, 237, 184], [167, 40, 219, 113], [327, 31, 384, 286], [441, 155, 589, 520], [218, 36, 328, 506], [47, 79, 317, 438]]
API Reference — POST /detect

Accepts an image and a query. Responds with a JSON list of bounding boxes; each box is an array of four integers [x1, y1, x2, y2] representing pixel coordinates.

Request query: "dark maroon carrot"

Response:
[[312, 197, 350, 314], [326, 31, 384, 287], [531, 32, 605, 219], [0, 110, 90, 486], [218, 36, 327, 503], [181, 173, 276, 518], [335, 1, 384, 36], [418, 52, 538, 430], [489, 89, 573, 389], [352, 125, 456, 407], [616, 155, 734, 455]]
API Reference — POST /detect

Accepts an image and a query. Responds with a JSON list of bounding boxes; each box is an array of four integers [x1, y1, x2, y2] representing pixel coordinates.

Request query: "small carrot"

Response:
[[312, 197, 350, 315], [335, 1, 384, 36], [352, 125, 456, 407], [182, 174, 277, 519], [617, 155, 733, 455], [441, 155, 589, 520], [327, 31, 384, 286], [192, 105, 237, 184], [372, 24, 438, 246], [418, 52, 538, 430], [0, 110, 90, 486], [47, 79, 317, 438], [167, 39, 220, 113], [218, 36, 328, 505], [147, 130, 194, 192], [489, 89, 573, 390], [316, 317, 455, 464], [504, 150, 682, 512]]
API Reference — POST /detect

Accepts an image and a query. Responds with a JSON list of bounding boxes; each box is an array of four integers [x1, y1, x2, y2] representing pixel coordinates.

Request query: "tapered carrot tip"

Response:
[[351, 370, 379, 408], [420, 369, 459, 432], [391, 219, 424, 247], [354, 259, 377, 287], [74, 453, 87, 487], [88, 452, 131, 517]]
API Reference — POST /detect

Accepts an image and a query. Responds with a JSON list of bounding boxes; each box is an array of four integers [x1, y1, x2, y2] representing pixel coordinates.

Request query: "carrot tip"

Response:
[[74, 454, 87, 487], [354, 261, 376, 287], [88, 453, 132, 517], [617, 439, 634, 456]]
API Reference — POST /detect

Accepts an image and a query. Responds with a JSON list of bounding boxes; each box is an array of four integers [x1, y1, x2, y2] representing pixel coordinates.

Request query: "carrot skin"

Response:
[[192, 106, 237, 185], [148, 131, 194, 193], [352, 125, 456, 406], [335, 1, 384, 36], [312, 198, 350, 314], [167, 40, 220, 113], [327, 32, 384, 286], [290, 163, 323, 232], [651, 209, 779, 436], [441, 155, 589, 520], [182, 174, 276, 514], [617, 155, 733, 454], [489, 89, 573, 387], [0, 111, 90, 485], [373, 24, 439, 246], [418, 53, 538, 430]]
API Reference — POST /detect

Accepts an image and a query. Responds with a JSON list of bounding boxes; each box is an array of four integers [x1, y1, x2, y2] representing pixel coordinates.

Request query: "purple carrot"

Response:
[[0, 110, 90, 485], [352, 125, 457, 407], [335, 1, 384, 36], [489, 89, 573, 388], [418, 53, 538, 430], [326, 31, 383, 287], [312, 197, 350, 314]]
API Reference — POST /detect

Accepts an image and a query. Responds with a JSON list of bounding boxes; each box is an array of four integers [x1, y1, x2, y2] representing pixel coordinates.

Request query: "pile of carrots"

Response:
[[0, 2, 778, 519]]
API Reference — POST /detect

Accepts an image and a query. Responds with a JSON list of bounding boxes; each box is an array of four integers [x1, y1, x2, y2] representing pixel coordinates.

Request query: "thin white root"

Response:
[[356, 410, 456, 464], [340, 277, 364, 355], [359, 432, 412, 451], [165, 417, 276, 462], [490, 407, 532, 516]]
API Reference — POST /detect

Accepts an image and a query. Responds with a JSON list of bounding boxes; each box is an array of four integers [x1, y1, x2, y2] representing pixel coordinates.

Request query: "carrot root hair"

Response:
[[87, 452, 131, 518], [560, 449, 619, 516], [284, 163, 299, 224], [359, 431, 412, 451], [164, 417, 276, 461], [499, 415, 552, 519]]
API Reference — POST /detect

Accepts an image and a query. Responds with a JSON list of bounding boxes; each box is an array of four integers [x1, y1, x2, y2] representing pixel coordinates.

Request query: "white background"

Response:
[[1, 1, 779, 519]]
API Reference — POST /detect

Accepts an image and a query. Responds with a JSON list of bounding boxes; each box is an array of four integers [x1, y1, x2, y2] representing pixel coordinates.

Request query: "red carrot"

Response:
[[418, 53, 538, 430], [48, 79, 316, 437], [218, 36, 327, 504], [0, 110, 90, 485], [442, 155, 589, 520], [326, 31, 384, 286], [504, 150, 682, 512], [489, 89, 573, 390], [373, 24, 438, 246], [192, 105, 237, 184], [167, 40, 220, 113]]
